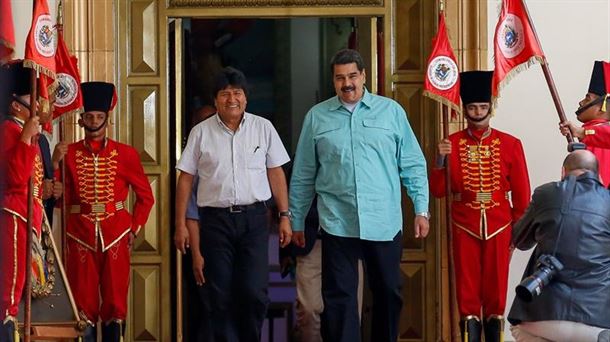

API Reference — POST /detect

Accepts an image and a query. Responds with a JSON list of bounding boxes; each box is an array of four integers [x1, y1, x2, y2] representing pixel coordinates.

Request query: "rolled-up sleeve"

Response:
[[289, 112, 317, 232], [397, 107, 429, 214]]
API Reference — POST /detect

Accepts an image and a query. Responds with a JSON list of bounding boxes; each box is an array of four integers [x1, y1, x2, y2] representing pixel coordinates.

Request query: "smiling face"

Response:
[[333, 62, 366, 105], [214, 85, 247, 122]]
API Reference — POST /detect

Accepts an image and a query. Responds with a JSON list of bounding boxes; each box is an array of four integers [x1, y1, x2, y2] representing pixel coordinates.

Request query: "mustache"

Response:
[[341, 86, 356, 92]]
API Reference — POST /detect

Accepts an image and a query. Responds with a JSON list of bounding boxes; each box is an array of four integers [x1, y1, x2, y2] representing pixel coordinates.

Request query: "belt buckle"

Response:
[[91, 203, 106, 214], [229, 206, 242, 213]]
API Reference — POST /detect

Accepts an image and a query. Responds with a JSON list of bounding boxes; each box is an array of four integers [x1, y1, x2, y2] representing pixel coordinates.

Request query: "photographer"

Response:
[[508, 150, 610, 342]]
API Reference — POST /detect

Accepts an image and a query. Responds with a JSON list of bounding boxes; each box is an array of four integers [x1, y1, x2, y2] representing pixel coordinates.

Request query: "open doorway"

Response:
[[171, 16, 381, 341]]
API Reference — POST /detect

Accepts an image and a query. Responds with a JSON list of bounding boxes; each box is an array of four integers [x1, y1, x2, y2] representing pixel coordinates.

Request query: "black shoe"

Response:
[[79, 324, 97, 342], [598, 330, 610, 342], [0, 320, 16, 342], [101, 321, 123, 342], [459, 316, 482, 342], [484, 316, 504, 342]]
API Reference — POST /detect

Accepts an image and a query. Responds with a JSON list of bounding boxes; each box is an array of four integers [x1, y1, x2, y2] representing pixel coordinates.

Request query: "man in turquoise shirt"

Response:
[[289, 49, 430, 342]]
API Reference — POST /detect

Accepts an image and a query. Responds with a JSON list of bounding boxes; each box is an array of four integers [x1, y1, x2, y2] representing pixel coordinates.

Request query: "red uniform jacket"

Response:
[[64, 138, 154, 251], [581, 119, 610, 187], [0, 118, 44, 235], [430, 128, 531, 240]]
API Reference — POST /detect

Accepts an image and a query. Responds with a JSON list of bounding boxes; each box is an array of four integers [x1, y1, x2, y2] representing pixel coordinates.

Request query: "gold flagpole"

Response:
[[438, 2, 459, 340], [24, 63, 39, 342]]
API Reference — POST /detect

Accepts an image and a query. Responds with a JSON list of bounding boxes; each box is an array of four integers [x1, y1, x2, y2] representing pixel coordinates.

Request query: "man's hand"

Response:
[[20, 116, 40, 144], [52, 180, 63, 199], [435, 139, 452, 168], [42, 179, 54, 200], [52, 141, 68, 170], [437, 139, 452, 156], [278, 218, 292, 248], [128, 232, 137, 250], [192, 252, 205, 286], [414, 216, 430, 238], [560, 121, 584, 140], [292, 231, 306, 248], [174, 224, 190, 254]]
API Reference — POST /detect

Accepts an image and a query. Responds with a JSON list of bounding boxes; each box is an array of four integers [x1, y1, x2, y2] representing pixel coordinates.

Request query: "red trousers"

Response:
[[66, 235, 131, 323], [453, 225, 511, 318], [0, 211, 27, 321]]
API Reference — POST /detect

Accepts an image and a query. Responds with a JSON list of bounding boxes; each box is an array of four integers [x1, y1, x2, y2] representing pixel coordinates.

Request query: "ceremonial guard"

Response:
[[62, 82, 154, 341], [430, 71, 531, 342], [0, 61, 48, 342], [560, 61, 610, 185]]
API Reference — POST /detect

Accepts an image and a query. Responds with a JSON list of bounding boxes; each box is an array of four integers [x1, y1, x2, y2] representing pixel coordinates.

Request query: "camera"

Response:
[[515, 254, 564, 303]]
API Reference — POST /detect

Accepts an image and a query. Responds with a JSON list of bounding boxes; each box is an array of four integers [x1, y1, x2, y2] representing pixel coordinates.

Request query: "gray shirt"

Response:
[[177, 113, 290, 207]]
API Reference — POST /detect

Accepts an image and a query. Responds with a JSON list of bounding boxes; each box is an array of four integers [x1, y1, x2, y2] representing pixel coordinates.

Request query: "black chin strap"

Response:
[[82, 113, 109, 133], [575, 96, 603, 116]]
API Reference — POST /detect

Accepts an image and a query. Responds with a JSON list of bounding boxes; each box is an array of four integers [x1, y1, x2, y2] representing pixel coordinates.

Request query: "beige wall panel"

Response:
[[130, 267, 161, 341], [90, 51, 116, 82], [394, 0, 423, 72], [398, 262, 425, 340], [90, 0, 114, 51], [128, 86, 160, 164], [130, 0, 158, 74], [133, 175, 160, 253]]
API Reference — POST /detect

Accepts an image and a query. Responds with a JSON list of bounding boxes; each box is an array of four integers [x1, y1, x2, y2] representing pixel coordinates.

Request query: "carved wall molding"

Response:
[[169, 0, 382, 8]]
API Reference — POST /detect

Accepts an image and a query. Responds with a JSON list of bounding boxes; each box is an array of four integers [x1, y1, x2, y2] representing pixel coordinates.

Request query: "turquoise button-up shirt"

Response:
[[289, 90, 429, 241]]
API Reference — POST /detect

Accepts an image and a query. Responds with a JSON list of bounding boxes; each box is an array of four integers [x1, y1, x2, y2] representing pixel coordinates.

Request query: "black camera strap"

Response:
[[552, 175, 578, 256]]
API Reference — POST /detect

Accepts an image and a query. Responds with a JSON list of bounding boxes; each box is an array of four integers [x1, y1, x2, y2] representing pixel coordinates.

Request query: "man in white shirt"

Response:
[[175, 66, 292, 341]]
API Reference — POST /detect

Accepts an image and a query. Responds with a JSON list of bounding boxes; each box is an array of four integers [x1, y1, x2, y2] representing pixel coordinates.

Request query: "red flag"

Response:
[[492, 0, 545, 100], [24, 0, 56, 79], [0, 0, 15, 64], [423, 12, 461, 117], [53, 30, 83, 119]]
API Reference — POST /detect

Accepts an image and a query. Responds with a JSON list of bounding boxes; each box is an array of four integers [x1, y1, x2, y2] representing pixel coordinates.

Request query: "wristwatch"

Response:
[[278, 210, 293, 221], [416, 212, 431, 220]]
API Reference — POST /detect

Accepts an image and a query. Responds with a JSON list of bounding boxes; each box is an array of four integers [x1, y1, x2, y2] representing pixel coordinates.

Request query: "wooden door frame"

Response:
[[61, 1, 489, 341]]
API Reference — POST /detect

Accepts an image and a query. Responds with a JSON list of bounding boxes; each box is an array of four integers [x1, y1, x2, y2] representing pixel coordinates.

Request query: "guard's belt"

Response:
[[453, 191, 508, 203], [70, 201, 125, 214]]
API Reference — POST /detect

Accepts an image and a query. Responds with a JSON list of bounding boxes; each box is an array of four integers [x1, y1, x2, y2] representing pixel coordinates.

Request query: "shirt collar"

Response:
[[9, 115, 25, 127], [215, 112, 248, 133], [330, 88, 372, 112]]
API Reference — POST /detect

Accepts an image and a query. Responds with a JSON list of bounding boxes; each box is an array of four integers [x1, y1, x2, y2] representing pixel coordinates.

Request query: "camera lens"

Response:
[[515, 275, 543, 303]]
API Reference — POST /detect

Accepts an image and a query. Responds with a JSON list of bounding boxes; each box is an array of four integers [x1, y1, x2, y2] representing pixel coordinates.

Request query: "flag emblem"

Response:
[[498, 14, 525, 58], [55, 72, 78, 108], [34, 14, 55, 57], [427, 56, 458, 91]]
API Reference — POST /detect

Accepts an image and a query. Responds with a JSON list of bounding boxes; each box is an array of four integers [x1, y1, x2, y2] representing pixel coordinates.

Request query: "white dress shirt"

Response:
[[177, 112, 290, 207]]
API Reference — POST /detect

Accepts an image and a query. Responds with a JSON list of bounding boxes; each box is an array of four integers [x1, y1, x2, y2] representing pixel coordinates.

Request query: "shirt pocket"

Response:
[[362, 119, 395, 149], [314, 125, 347, 162], [247, 145, 267, 172]]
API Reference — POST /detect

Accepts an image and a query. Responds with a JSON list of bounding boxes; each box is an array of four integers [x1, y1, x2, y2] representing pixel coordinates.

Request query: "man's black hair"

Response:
[[213, 67, 249, 96], [329, 49, 365, 74]]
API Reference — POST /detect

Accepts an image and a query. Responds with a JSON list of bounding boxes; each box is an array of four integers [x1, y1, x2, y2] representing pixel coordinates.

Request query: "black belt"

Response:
[[204, 200, 269, 214]]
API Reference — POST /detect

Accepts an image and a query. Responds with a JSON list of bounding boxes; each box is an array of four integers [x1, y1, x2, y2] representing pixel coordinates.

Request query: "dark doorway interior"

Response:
[[177, 17, 369, 342]]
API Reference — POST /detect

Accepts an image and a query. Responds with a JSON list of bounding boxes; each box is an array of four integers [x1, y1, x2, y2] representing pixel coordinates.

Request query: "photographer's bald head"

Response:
[[562, 149, 599, 179]]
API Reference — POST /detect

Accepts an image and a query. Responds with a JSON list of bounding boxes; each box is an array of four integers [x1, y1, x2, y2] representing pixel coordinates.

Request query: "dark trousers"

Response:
[[321, 230, 403, 342], [199, 205, 270, 342]]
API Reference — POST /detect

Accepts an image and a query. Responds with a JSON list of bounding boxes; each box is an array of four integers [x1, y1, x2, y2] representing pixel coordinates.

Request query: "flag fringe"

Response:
[[423, 90, 463, 117], [23, 59, 57, 80], [492, 55, 545, 108]]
